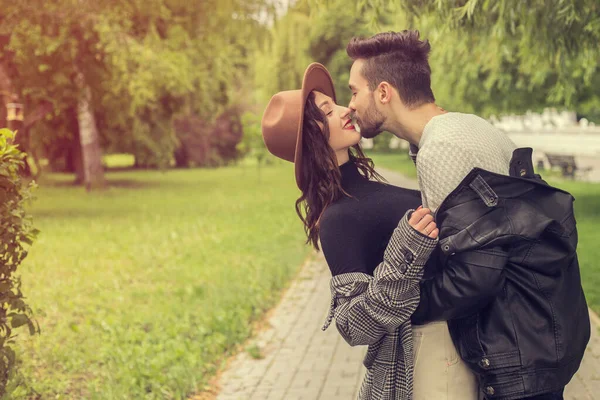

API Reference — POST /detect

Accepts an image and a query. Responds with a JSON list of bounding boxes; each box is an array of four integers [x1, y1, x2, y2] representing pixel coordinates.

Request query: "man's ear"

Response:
[[377, 81, 393, 104]]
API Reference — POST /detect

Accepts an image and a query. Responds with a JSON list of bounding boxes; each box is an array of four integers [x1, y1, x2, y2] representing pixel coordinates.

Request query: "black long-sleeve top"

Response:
[[319, 161, 426, 277]]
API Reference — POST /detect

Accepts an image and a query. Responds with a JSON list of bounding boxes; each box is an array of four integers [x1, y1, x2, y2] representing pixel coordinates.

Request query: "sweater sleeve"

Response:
[[321, 210, 437, 346]]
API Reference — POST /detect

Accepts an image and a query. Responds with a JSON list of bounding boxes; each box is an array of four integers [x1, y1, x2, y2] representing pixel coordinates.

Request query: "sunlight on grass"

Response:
[[103, 153, 136, 168]]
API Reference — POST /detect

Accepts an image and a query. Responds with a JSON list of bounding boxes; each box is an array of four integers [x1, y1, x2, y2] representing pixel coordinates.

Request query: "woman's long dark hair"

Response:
[[295, 92, 386, 250]]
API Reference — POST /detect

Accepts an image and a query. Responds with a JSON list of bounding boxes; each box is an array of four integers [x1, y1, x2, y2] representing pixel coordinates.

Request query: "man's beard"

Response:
[[356, 98, 385, 139]]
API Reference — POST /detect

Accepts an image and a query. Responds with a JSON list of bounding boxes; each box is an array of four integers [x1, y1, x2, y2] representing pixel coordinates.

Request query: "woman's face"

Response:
[[313, 91, 361, 152]]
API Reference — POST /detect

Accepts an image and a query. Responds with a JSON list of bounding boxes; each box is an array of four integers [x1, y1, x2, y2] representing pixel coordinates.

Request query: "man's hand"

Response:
[[409, 206, 439, 239]]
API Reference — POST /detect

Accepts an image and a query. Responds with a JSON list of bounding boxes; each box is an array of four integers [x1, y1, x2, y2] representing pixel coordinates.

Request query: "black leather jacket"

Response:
[[412, 148, 590, 400]]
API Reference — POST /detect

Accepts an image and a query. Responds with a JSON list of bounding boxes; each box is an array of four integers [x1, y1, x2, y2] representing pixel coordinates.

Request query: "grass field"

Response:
[[12, 160, 310, 399], [367, 151, 600, 315]]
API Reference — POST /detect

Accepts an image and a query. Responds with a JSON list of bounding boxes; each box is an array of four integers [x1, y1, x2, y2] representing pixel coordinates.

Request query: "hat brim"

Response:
[[294, 63, 337, 189]]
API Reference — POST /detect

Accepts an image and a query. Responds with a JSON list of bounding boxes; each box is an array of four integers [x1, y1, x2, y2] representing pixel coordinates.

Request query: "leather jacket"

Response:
[[412, 148, 590, 400]]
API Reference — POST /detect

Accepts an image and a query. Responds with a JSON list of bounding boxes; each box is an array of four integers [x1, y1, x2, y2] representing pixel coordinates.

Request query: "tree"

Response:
[[1, 1, 108, 185], [359, 0, 600, 115], [1, 0, 268, 181], [306, 0, 373, 107], [300, 0, 599, 118], [252, 1, 313, 103]]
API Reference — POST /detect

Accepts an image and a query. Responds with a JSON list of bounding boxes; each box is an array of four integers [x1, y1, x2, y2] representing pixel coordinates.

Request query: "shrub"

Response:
[[174, 108, 244, 168], [0, 129, 39, 396]]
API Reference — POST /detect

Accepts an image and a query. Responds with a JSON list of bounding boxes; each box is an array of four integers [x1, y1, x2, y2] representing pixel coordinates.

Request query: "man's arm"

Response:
[[412, 247, 508, 324]]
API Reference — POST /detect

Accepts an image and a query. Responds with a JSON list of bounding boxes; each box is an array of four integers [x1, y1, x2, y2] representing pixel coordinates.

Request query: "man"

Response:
[[346, 30, 589, 400]]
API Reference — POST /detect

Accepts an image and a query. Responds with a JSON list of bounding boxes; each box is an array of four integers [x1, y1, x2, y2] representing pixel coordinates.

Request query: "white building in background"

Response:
[[487, 108, 600, 177], [363, 108, 600, 158], [489, 108, 594, 132]]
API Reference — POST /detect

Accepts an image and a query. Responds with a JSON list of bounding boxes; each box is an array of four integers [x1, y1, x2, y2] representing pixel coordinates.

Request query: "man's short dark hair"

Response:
[[347, 30, 435, 108]]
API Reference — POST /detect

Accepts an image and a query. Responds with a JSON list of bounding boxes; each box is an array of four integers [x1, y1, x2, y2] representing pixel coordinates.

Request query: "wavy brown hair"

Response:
[[295, 91, 386, 251]]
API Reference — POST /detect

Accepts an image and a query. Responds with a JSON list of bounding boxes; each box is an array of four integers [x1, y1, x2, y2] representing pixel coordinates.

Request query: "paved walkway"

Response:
[[215, 168, 600, 400]]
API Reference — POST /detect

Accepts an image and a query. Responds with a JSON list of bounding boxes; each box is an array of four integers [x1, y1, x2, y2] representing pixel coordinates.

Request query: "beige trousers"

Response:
[[412, 321, 479, 400]]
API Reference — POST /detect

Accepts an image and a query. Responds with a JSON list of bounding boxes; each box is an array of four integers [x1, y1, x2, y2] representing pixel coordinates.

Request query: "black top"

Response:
[[319, 161, 422, 277]]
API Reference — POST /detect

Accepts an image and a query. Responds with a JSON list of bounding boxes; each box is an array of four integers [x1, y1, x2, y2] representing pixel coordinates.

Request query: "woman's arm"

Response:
[[321, 210, 437, 346]]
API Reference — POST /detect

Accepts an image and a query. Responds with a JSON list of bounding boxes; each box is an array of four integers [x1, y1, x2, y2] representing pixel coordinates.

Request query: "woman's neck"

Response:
[[335, 149, 350, 166]]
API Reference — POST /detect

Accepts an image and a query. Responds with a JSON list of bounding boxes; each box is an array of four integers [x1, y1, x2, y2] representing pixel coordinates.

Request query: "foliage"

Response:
[[238, 111, 270, 168], [12, 162, 308, 398], [0, 0, 268, 173], [174, 108, 245, 168], [211, 108, 244, 165], [305, 0, 373, 108], [173, 115, 212, 168], [252, 3, 313, 104], [0, 129, 38, 396], [295, 0, 600, 119], [362, 0, 600, 116], [251, 0, 371, 107]]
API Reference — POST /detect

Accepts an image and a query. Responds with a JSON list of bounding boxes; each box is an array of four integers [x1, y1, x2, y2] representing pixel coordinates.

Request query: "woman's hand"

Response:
[[409, 206, 439, 239]]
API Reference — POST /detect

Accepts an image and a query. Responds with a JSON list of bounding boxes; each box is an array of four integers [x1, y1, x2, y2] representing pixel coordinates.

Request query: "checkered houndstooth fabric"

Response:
[[322, 211, 437, 400], [409, 112, 517, 212]]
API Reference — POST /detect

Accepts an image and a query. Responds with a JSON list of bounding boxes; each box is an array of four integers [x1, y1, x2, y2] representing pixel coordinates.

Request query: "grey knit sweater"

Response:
[[409, 112, 517, 212]]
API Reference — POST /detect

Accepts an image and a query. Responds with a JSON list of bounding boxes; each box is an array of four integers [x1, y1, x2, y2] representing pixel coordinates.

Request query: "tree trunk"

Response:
[[75, 71, 106, 191], [65, 137, 85, 184], [64, 112, 85, 184], [173, 146, 189, 168], [72, 142, 85, 184]]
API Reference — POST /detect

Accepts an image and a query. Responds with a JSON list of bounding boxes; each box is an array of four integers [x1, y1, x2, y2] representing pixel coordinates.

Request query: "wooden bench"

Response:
[[545, 153, 591, 178]]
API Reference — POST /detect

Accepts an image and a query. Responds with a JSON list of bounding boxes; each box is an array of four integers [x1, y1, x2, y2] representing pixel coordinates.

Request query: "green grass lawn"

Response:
[[367, 151, 600, 315], [12, 161, 310, 399]]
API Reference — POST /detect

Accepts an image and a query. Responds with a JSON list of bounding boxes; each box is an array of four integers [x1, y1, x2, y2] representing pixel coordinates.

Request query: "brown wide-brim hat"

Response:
[[261, 63, 336, 189]]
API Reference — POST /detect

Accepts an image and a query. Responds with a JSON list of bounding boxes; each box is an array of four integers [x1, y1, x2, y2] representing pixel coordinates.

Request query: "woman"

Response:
[[261, 63, 477, 399]]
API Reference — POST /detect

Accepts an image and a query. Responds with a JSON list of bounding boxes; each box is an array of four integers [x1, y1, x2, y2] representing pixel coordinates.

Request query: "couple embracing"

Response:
[[261, 30, 589, 400]]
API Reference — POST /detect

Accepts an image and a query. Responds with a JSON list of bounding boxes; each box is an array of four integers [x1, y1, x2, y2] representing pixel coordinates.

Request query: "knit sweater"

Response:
[[409, 112, 517, 212]]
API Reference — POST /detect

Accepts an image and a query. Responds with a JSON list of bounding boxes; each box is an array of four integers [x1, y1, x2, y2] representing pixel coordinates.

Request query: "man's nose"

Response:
[[339, 107, 351, 119], [347, 99, 356, 112]]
